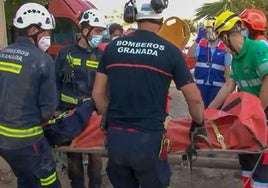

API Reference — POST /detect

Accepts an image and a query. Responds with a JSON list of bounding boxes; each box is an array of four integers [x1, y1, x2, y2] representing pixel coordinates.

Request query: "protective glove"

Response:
[[100, 113, 108, 135], [195, 27, 207, 43], [61, 53, 74, 83], [189, 120, 207, 140], [61, 65, 74, 83]]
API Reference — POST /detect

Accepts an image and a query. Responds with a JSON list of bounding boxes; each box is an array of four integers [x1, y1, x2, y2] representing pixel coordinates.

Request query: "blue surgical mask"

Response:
[[241, 29, 249, 38], [206, 33, 216, 41], [88, 35, 103, 48]]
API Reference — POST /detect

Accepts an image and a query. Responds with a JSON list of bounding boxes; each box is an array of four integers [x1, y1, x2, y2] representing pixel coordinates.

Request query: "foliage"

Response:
[[183, 19, 197, 33], [194, 0, 268, 20], [193, 0, 268, 36]]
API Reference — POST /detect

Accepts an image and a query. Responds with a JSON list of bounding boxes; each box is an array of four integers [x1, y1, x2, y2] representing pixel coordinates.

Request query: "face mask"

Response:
[[206, 33, 216, 41], [88, 35, 103, 48], [38, 36, 51, 52], [241, 29, 249, 38]]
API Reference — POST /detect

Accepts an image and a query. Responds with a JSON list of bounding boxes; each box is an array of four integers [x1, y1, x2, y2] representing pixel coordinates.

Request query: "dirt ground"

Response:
[[0, 86, 242, 188]]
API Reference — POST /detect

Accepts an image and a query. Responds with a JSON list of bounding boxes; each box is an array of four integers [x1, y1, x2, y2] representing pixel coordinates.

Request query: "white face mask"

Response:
[[38, 36, 51, 52]]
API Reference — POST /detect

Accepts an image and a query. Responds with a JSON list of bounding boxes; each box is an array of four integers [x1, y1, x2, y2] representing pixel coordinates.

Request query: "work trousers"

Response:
[[0, 137, 61, 188], [106, 126, 171, 188], [67, 152, 103, 188], [197, 84, 221, 108], [239, 153, 268, 187]]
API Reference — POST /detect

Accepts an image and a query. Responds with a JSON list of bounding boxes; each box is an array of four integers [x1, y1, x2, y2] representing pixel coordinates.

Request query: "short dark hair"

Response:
[[15, 24, 40, 37], [109, 23, 123, 35], [136, 18, 163, 25]]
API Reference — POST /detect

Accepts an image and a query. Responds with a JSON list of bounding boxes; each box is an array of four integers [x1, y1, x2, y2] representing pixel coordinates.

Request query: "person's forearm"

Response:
[[188, 100, 204, 124], [188, 100, 204, 123], [187, 42, 198, 58], [93, 94, 109, 115], [259, 74, 268, 109], [181, 83, 204, 124], [208, 83, 235, 109]]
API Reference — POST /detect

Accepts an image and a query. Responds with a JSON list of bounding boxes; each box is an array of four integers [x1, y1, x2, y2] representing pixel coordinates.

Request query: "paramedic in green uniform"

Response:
[[209, 11, 268, 188]]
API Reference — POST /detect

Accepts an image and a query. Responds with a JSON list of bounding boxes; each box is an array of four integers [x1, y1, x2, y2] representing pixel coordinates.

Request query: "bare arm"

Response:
[[224, 65, 231, 82], [259, 74, 268, 109], [187, 42, 198, 58], [180, 83, 204, 124], [92, 72, 109, 114], [208, 78, 236, 109]]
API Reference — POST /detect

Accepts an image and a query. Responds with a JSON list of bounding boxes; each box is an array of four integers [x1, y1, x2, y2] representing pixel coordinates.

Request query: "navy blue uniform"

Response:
[[98, 30, 193, 188], [55, 44, 101, 110], [0, 37, 60, 187], [98, 30, 193, 132], [55, 43, 102, 188]]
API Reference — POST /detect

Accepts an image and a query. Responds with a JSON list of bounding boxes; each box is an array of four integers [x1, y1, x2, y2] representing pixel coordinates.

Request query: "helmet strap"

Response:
[[27, 26, 44, 46], [224, 34, 238, 54], [81, 26, 93, 49]]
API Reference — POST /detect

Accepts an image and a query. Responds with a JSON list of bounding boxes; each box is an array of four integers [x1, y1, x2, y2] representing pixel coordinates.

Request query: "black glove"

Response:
[[190, 121, 207, 139], [100, 113, 108, 134], [61, 53, 74, 83]]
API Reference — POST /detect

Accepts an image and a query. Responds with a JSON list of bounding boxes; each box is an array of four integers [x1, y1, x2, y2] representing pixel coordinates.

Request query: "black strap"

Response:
[[215, 13, 238, 33], [221, 97, 241, 112]]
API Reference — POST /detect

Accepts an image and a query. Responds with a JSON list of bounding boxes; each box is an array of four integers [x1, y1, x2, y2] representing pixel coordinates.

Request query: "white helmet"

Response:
[[13, 3, 55, 30], [135, 0, 165, 20], [79, 9, 106, 28]]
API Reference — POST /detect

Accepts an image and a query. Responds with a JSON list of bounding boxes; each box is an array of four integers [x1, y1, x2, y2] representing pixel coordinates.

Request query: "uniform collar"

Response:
[[15, 37, 34, 45]]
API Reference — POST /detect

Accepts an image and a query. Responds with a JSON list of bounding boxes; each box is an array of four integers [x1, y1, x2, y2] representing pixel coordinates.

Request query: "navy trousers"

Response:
[[106, 127, 171, 188], [0, 137, 61, 188], [67, 152, 103, 188], [197, 84, 221, 108]]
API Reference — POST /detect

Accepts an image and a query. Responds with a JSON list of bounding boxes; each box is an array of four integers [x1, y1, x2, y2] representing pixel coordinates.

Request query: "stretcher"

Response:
[[50, 92, 268, 160], [158, 16, 191, 51]]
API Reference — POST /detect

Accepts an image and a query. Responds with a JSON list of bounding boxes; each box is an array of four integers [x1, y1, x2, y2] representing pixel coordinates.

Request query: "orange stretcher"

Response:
[[53, 92, 268, 155]]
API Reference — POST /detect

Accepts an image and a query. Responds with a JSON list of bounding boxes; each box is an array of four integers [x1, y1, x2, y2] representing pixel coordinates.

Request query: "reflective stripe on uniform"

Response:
[[195, 62, 209, 68], [195, 79, 205, 84], [40, 172, 57, 186], [86, 60, 99, 68], [61, 93, 78, 105], [259, 63, 268, 73], [212, 81, 224, 87], [47, 110, 70, 125], [60, 93, 91, 105], [72, 58, 81, 66], [0, 61, 22, 74], [66, 53, 81, 66], [0, 124, 43, 138], [196, 79, 224, 87], [211, 63, 225, 71], [237, 78, 262, 88], [195, 62, 225, 71]]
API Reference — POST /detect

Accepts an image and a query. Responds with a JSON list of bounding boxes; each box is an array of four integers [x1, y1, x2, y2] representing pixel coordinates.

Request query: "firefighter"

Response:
[[239, 8, 267, 45], [187, 18, 232, 108], [55, 8, 106, 188], [209, 11, 268, 188], [92, 0, 206, 187], [0, 2, 61, 188]]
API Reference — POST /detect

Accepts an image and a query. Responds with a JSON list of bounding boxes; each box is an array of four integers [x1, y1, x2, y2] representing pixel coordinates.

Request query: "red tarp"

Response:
[[65, 92, 268, 153]]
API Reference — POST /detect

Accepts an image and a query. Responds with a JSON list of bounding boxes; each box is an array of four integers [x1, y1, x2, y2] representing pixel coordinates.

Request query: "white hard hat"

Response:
[[135, 0, 164, 20], [79, 9, 107, 28], [13, 3, 55, 30]]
